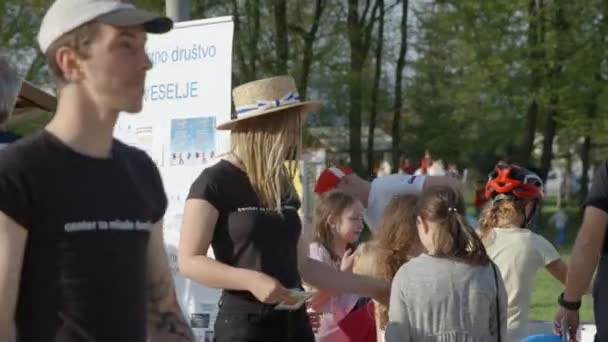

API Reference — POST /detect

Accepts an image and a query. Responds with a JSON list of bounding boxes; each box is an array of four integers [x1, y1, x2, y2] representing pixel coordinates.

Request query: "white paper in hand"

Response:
[[274, 289, 315, 311]]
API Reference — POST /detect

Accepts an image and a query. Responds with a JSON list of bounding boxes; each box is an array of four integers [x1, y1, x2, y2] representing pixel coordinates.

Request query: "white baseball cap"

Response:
[[38, 0, 173, 54]]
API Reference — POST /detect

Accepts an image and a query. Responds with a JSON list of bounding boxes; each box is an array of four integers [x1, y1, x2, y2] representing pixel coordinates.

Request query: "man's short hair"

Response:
[[39, 0, 173, 86], [45, 21, 101, 85], [0, 54, 21, 125]]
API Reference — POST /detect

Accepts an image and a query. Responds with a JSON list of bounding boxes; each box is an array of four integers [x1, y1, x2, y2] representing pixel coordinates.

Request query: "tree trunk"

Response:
[[348, 63, 364, 173], [539, 98, 557, 182], [273, 0, 289, 74], [347, 0, 381, 173], [522, 101, 538, 164], [230, 0, 247, 85], [539, 0, 566, 182], [580, 135, 591, 201], [522, 0, 542, 164], [246, 0, 261, 80], [367, 0, 384, 175], [347, 0, 363, 172], [230, 0, 261, 83], [297, 0, 326, 100], [563, 147, 572, 205], [391, 0, 409, 173]]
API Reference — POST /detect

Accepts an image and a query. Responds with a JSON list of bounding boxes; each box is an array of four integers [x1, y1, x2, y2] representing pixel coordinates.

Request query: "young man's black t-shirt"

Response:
[[187, 159, 303, 297], [0, 130, 167, 342], [0, 130, 21, 149]]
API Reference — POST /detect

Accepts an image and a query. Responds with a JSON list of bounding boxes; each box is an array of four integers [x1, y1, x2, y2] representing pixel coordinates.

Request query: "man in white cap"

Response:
[[0, 1, 193, 341], [314, 166, 462, 231]]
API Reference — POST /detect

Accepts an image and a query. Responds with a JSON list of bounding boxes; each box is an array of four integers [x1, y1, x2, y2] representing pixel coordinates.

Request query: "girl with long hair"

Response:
[[479, 164, 567, 341], [372, 194, 422, 335], [336, 194, 423, 342], [386, 186, 507, 341], [178, 76, 387, 342], [306, 190, 365, 341]]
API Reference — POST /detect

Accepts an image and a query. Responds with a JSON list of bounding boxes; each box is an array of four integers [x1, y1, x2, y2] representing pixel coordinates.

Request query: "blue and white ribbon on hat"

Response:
[[235, 91, 301, 117]]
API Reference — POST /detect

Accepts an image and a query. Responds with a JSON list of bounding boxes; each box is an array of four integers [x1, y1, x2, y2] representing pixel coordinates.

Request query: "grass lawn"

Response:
[[530, 198, 595, 322], [530, 267, 594, 321]]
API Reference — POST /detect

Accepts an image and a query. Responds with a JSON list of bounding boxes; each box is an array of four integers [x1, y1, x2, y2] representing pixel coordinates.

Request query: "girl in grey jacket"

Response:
[[386, 186, 507, 342]]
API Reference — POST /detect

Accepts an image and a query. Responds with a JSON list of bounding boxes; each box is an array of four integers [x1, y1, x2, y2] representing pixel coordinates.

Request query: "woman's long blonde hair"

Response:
[[231, 107, 303, 211]]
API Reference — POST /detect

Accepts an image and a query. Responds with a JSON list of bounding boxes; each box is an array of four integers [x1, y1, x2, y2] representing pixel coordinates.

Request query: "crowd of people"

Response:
[[372, 152, 461, 180], [0, 1, 606, 342]]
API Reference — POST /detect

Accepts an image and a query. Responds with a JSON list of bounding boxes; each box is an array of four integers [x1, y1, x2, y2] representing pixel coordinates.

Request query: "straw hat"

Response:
[[217, 75, 322, 130]]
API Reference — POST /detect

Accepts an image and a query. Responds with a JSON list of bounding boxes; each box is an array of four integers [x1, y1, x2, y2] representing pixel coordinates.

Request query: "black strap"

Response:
[[490, 262, 501, 342]]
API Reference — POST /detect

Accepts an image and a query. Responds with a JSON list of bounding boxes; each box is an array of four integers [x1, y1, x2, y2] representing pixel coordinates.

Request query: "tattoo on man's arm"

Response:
[[148, 271, 173, 303], [147, 271, 194, 341]]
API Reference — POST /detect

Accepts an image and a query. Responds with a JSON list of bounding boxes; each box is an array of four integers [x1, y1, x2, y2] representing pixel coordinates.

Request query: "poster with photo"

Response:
[[169, 117, 216, 167], [188, 299, 220, 341]]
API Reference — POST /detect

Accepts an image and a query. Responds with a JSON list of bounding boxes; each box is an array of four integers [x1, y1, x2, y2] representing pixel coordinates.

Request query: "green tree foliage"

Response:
[[5, 0, 608, 185], [405, 0, 608, 181]]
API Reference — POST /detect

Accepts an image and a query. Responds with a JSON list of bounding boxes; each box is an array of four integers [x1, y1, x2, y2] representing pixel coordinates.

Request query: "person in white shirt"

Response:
[[478, 163, 568, 342], [314, 166, 461, 231]]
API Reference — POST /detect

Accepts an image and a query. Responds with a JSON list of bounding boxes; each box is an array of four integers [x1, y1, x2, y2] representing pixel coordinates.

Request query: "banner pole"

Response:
[[166, 0, 190, 22]]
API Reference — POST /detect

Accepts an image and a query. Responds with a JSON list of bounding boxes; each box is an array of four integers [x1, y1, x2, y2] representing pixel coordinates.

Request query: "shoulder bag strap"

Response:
[[490, 262, 501, 342]]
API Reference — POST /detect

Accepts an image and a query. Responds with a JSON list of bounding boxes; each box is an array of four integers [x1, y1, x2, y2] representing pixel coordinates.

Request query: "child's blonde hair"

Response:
[[478, 198, 526, 241], [352, 242, 385, 330], [353, 242, 382, 277]]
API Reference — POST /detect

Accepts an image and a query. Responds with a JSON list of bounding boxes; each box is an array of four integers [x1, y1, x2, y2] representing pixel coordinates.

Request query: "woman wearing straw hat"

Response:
[[178, 76, 388, 341]]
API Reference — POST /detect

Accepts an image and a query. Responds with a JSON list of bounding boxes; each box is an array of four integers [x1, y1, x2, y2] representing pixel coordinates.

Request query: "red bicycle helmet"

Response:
[[485, 164, 544, 201]]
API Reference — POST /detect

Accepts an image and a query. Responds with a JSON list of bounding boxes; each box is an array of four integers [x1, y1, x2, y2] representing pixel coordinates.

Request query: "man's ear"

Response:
[[55, 46, 85, 82]]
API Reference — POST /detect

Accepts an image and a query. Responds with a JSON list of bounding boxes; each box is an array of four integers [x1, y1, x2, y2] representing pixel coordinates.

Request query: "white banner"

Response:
[[114, 16, 234, 340]]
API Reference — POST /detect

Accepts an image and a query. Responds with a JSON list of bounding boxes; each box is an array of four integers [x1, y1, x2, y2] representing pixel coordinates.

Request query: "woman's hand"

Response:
[[340, 249, 356, 272], [247, 272, 295, 304]]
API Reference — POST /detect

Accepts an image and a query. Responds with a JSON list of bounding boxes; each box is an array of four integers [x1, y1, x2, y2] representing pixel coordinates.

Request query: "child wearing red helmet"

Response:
[[478, 163, 568, 342]]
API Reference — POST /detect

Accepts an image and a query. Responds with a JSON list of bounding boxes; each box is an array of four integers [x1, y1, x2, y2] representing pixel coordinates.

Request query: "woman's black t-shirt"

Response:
[[187, 159, 302, 298]]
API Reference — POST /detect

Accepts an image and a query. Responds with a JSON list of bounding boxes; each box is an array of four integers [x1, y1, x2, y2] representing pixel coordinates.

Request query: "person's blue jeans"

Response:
[[555, 228, 566, 247]]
